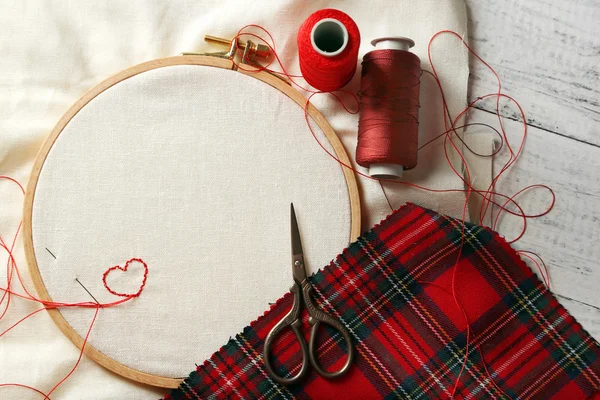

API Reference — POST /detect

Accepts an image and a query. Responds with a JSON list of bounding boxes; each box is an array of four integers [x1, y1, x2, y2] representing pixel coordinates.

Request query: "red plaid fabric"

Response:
[[164, 204, 600, 399]]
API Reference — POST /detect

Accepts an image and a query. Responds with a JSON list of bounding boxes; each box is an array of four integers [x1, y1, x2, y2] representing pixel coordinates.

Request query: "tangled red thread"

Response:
[[229, 25, 555, 398], [0, 177, 148, 400], [1, 24, 558, 399]]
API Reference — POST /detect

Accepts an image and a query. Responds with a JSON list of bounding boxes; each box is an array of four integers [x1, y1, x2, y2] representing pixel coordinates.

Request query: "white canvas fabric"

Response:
[[0, 0, 486, 398], [32, 65, 354, 379]]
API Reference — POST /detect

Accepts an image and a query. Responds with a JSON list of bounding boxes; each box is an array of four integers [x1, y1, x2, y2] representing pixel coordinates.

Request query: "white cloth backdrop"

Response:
[[0, 0, 488, 398]]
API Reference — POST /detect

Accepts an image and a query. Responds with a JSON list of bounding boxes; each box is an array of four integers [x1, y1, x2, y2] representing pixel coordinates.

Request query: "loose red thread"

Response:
[[230, 25, 361, 116], [216, 25, 555, 233], [102, 258, 149, 298], [233, 26, 555, 399], [0, 25, 558, 399], [517, 250, 551, 289], [0, 175, 148, 399], [419, 281, 512, 399]]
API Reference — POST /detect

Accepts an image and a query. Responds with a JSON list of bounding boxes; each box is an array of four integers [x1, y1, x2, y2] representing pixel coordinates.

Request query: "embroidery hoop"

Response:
[[22, 41, 361, 388]]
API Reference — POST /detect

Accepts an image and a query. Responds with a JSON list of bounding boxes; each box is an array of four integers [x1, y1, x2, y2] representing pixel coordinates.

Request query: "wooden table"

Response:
[[466, 0, 600, 338]]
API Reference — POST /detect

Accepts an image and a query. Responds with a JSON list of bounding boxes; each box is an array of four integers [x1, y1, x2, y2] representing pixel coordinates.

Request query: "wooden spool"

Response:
[[22, 54, 361, 388]]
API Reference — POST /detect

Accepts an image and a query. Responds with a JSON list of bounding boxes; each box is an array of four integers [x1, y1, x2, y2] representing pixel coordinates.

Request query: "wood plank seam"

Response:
[[472, 105, 600, 149]]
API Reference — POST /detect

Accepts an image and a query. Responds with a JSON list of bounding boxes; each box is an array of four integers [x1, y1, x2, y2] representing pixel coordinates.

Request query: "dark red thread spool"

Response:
[[356, 37, 421, 179], [297, 9, 361, 92]]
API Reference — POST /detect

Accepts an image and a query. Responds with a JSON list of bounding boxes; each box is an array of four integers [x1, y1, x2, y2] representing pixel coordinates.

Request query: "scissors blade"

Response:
[[290, 203, 307, 283]]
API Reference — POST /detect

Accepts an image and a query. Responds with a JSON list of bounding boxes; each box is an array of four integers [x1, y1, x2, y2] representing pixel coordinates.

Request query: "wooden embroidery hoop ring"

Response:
[[22, 52, 361, 388]]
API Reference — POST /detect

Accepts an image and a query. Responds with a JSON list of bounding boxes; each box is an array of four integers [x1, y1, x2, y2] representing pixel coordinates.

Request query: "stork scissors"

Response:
[[263, 203, 354, 385]]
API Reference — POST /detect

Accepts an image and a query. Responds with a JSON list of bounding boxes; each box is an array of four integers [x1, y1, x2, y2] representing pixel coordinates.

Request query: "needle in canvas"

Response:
[[75, 278, 100, 305], [45, 247, 57, 259]]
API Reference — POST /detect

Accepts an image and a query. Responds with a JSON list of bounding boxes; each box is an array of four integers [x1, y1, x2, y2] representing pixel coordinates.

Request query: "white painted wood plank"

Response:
[[466, 108, 600, 337], [470, 109, 600, 300], [465, 0, 600, 145], [465, 0, 600, 337], [558, 294, 600, 340]]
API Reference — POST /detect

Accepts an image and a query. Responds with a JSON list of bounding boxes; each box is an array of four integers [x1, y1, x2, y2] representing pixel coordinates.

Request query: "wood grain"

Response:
[[468, 108, 600, 337], [464, 0, 599, 340], [465, 0, 600, 146], [22, 55, 361, 389]]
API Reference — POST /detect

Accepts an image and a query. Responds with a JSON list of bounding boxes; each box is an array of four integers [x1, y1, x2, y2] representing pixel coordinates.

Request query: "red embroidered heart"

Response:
[[102, 258, 148, 297]]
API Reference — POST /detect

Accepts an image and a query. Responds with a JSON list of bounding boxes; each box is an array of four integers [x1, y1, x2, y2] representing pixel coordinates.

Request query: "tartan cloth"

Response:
[[164, 204, 600, 399]]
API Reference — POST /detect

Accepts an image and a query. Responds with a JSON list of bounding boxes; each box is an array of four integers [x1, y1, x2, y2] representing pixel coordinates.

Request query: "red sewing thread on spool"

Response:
[[297, 9, 360, 92], [356, 37, 421, 179]]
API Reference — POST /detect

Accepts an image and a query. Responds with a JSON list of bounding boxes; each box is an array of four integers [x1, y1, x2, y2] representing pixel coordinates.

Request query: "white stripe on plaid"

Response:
[[312, 274, 409, 398], [465, 313, 567, 399], [359, 232, 500, 399], [206, 359, 245, 400], [469, 229, 600, 387], [323, 218, 500, 398], [309, 223, 499, 399], [200, 335, 296, 400], [521, 338, 596, 400], [340, 253, 453, 398], [330, 229, 495, 397], [180, 380, 202, 400]]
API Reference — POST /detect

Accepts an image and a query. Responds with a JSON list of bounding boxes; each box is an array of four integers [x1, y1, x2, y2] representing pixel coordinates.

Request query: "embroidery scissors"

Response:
[[263, 203, 354, 385]]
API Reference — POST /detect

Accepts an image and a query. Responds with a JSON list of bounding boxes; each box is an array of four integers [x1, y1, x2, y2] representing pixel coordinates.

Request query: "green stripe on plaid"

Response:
[[164, 204, 600, 400]]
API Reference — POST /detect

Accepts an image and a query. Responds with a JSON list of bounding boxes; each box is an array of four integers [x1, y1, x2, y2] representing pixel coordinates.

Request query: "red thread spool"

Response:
[[297, 9, 360, 92], [356, 37, 421, 179]]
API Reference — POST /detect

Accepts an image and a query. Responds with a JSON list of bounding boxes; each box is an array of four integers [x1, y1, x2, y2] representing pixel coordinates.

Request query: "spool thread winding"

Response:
[[356, 48, 421, 175], [297, 9, 360, 92]]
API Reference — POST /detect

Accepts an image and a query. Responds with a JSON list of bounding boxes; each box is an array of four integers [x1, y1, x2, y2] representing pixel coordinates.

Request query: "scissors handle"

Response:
[[303, 282, 355, 379], [263, 284, 309, 385]]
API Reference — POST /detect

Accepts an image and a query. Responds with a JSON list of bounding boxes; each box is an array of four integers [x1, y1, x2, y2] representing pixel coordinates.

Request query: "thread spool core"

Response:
[[366, 36, 416, 179], [371, 36, 415, 51], [368, 164, 405, 180], [310, 18, 349, 57]]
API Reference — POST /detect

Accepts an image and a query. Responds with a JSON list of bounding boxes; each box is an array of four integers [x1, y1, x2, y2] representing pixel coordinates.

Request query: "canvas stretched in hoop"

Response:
[[23, 54, 361, 388]]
